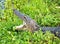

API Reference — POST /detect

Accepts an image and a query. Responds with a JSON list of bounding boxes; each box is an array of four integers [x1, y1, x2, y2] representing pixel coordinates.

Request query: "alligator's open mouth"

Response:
[[13, 9, 60, 38]]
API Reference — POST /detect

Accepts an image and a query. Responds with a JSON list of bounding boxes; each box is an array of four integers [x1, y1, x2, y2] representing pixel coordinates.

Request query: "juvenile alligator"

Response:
[[13, 9, 60, 38]]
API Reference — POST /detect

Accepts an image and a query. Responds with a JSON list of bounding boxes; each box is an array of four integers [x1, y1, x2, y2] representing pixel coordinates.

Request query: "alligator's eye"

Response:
[[24, 16, 27, 21], [24, 16, 26, 19]]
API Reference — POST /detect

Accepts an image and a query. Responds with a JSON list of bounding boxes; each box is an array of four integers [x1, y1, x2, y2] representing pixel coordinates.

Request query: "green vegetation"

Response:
[[0, 0, 60, 44]]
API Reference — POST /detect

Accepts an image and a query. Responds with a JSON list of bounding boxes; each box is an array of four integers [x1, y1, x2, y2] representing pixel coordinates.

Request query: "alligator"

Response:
[[13, 9, 60, 38]]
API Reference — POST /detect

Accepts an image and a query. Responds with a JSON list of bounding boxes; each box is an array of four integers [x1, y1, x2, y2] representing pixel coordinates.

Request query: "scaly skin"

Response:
[[13, 9, 60, 37], [13, 9, 40, 32]]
